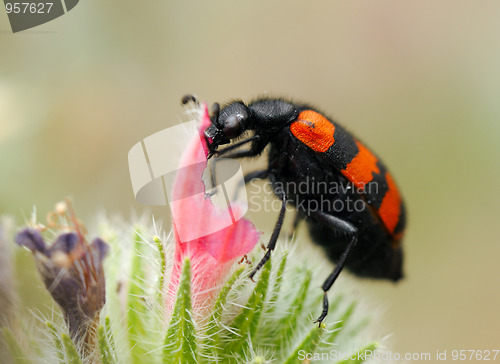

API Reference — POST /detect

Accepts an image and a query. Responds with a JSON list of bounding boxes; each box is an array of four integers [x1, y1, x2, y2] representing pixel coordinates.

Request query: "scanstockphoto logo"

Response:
[[247, 180, 369, 215], [247, 178, 374, 214], [3, 0, 79, 33]]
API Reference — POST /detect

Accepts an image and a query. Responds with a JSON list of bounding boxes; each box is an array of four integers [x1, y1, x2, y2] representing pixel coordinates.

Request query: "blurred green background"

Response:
[[1, 1, 499, 360]]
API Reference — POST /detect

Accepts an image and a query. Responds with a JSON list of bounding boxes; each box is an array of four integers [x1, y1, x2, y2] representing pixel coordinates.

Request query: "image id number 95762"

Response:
[[450, 349, 499, 361], [5, 2, 53, 14]]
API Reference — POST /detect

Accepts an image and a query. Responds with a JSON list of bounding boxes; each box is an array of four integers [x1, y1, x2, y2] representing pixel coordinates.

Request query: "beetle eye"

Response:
[[223, 114, 244, 138]]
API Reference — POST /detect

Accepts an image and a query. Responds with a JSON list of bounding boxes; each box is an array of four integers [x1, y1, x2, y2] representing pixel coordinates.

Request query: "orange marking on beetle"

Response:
[[290, 110, 335, 153], [378, 172, 402, 235], [341, 141, 380, 190]]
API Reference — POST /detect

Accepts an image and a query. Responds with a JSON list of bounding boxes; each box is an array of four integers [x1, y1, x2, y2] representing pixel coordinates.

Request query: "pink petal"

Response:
[[167, 103, 260, 313]]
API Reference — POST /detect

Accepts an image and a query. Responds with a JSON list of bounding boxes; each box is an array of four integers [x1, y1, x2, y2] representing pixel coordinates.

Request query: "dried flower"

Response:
[[14, 201, 108, 358]]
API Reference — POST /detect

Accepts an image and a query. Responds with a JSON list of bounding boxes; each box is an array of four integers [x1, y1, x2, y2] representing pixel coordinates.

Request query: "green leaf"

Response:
[[326, 302, 356, 344], [98, 325, 115, 364], [127, 229, 149, 363], [282, 325, 325, 364], [225, 258, 272, 357], [153, 235, 166, 301], [275, 269, 312, 346], [336, 342, 378, 364], [200, 266, 245, 362], [61, 334, 82, 364], [104, 316, 116, 358], [163, 259, 197, 364], [267, 251, 288, 312], [45, 321, 64, 363]]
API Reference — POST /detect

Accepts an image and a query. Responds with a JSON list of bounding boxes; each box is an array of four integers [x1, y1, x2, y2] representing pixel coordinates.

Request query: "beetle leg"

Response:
[[305, 209, 358, 326], [212, 135, 261, 158], [249, 193, 287, 281], [243, 169, 269, 183]]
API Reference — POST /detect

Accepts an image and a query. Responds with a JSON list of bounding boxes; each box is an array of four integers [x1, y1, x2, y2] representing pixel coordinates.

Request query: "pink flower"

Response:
[[167, 103, 260, 314]]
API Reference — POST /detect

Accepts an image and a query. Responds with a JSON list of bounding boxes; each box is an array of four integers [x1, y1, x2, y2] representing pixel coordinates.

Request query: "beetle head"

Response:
[[205, 102, 249, 153]]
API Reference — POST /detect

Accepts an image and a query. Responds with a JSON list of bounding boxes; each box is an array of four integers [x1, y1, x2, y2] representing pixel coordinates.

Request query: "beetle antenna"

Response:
[[211, 102, 221, 128]]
